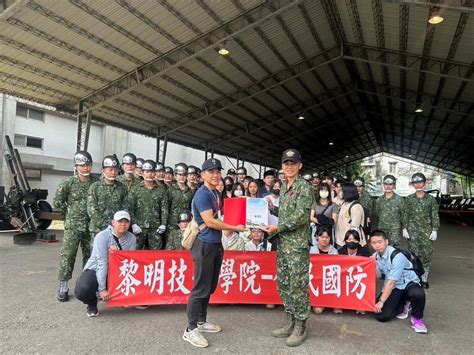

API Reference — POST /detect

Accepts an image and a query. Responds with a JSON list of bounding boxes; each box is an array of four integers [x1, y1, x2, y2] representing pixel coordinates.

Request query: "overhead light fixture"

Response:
[[428, 12, 444, 25], [329, 142, 334, 146], [408, 154, 412, 158], [217, 41, 230, 56], [298, 114, 305, 120], [345, 155, 349, 159], [414, 104, 423, 113]]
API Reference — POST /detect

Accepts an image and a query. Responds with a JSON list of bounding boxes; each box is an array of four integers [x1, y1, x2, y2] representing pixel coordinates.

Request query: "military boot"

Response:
[[57, 280, 69, 302], [286, 318, 308, 347], [271, 313, 295, 338]]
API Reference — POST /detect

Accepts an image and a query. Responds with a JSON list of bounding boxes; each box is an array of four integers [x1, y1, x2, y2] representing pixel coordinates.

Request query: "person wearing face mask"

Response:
[[163, 166, 174, 188], [223, 176, 234, 199], [310, 183, 338, 239], [135, 158, 145, 181], [54, 151, 98, 302], [231, 182, 245, 198], [166, 163, 193, 248], [126, 160, 169, 250], [374, 175, 405, 248], [116, 153, 140, 193], [87, 155, 128, 245], [402, 173, 439, 289], [338, 229, 370, 257], [166, 213, 190, 250]]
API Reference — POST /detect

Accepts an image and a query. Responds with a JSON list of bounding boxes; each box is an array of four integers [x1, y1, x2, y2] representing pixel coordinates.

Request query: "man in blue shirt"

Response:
[[74, 210, 136, 317], [183, 158, 247, 348], [370, 230, 427, 333]]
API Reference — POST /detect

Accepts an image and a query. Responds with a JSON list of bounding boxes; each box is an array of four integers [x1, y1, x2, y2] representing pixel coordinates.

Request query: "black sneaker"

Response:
[[421, 281, 430, 289], [57, 291, 69, 302], [86, 305, 99, 317]]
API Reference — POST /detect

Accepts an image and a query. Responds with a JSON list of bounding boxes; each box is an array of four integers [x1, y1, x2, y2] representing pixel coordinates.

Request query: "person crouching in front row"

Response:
[[74, 211, 136, 317], [370, 229, 428, 333]]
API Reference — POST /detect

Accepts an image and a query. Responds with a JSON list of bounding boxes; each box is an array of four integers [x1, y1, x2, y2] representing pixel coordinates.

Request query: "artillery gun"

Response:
[[1, 135, 61, 244]]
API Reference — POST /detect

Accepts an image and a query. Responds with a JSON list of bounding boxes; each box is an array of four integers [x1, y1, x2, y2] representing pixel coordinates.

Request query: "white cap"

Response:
[[113, 210, 131, 221]]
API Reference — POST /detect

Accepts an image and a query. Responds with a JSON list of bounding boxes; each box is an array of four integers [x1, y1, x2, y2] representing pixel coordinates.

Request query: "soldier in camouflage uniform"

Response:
[[116, 153, 141, 193], [164, 166, 174, 188], [87, 155, 128, 242], [167, 163, 193, 229], [127, 160, 169, 250], [265, 149, 314, 347], [166, 213, 190, 250], [374, 175, 405, 247], [187, 165, 199, 194], [54, 151, 97, 302], [154, 162, 167, 189], [135, 158, 145, 180], [355, 177, 373, 234], [402, 173, 440, 288]]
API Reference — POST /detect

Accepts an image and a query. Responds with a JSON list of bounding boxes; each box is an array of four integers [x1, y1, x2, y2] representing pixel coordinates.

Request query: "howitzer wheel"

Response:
[[35, 200, 53, 230]]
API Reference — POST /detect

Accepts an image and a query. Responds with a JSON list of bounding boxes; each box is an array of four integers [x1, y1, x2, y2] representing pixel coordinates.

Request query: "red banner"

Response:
[[107, 251, 376, 312]]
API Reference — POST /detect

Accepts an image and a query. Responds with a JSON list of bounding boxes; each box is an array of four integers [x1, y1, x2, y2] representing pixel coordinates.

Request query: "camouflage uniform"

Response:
[[116, 174, 141, 193], [359, 191, 373, 232], [375, 193, 405, 247], [277, 176, 314, 321], [127, 183, 169, 250], [87, 179, 128, 238], [167, 183, 193, 227], [403, 193, 440, 271], [166, 228, 185, 250], [54, 175, 97, 281]]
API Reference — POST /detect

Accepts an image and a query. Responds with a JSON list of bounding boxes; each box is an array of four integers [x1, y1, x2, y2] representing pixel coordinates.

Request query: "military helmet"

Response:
[[142, 159, 156, 171], [155, 162, 164, 172], [236, 167, 247, 175], [179, 213, 191, 222], [164, 166, 174, 174], [136, 158, 145, 169], [74, 151, 92, 166], [102, 155, 119, 169], [383, 174, 396, 185], [302, 173, 312, 181], [195, 167, 201, 175], [174, 163, 188, 175], [354, 177, 365, 187], [122, 153, 137, 164], [187, 165, 197, 175], [312, 172, 319, 178], [411, 173, 426, 183], [278, 169, 284, 175]]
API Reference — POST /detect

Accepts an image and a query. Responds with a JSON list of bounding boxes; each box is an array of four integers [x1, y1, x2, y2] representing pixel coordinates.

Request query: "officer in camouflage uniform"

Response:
[[116, 153, 141, 193], [168, 163, 193, 227], [127, 160, 169, 250], [402, 173, 440, 288], [166, 213, 190, 250], [87, 155, 129, 242], [54, 151, 97, 302], [355, 177, 373, 234], [374, 175, 405, 247], [265, 149, 314, 347]]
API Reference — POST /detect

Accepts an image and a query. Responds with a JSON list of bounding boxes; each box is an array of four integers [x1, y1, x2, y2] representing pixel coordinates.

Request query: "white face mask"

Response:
[[319, 190, 329, 199], [234, 190, 243, 197]]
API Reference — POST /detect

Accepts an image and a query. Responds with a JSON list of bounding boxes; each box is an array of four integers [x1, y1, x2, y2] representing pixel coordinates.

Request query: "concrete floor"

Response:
[[0, 223, 473, 354]]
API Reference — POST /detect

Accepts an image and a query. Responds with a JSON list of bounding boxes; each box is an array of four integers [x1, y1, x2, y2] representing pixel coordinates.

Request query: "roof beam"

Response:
[[76, 0, 303, 114]]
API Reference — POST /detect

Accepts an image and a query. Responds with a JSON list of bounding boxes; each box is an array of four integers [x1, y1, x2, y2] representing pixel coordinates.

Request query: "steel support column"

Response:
[[76, 104, 91, 152]]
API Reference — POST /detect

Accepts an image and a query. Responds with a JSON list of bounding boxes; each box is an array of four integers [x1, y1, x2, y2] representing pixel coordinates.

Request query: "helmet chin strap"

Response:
[[125, 169, 134, 174], [164, 179, 173, 183], [415, 187, 424, 191], [103, 172, 116, 181], [76, 168, 90, 176]]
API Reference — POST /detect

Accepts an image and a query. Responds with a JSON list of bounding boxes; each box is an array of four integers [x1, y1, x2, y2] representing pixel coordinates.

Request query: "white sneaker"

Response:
[[197, 321, 222, 333], [183, 327, 209, 348]]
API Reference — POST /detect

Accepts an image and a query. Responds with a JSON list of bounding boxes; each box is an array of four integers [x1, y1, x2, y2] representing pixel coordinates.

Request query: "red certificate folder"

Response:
[[223, 197, 246, 225]]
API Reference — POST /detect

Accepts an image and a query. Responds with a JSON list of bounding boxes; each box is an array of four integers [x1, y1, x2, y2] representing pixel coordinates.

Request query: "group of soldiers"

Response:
[[54, 151, 200, 302]]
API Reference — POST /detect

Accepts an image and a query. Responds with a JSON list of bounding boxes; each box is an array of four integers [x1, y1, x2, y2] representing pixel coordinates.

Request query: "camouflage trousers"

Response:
[[384, 228, 402, 248], [407, 232, 435, 272], [276, 246, 311, 321], [166, 228, 184, 250], [147, 230, 164, 250], [58, 229, 91, 281]]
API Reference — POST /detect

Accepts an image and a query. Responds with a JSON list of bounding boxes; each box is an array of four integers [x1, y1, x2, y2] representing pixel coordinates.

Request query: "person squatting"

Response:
[[55, 149, 439, 348]]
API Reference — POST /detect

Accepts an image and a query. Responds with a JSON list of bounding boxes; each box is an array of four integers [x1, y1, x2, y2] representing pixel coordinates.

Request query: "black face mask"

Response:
[[272, 189, 280, 196], [346, 241, 359, 249], [225, 184, 233, 191]]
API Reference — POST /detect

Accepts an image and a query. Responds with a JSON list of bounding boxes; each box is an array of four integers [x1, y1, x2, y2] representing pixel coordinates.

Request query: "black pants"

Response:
[[376, 282, 425, 322], [186, 238, 223, 330], [74, 269, 98, 307]]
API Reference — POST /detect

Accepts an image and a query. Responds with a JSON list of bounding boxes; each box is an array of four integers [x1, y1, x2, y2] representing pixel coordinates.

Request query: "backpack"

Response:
[[390, 249, 425, 280]]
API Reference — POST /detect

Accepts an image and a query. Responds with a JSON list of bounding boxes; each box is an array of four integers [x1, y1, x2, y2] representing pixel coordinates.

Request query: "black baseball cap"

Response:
[[202, 158, 223, 171], [227, 168, 236, 175], [281, 149, 301, 163]]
